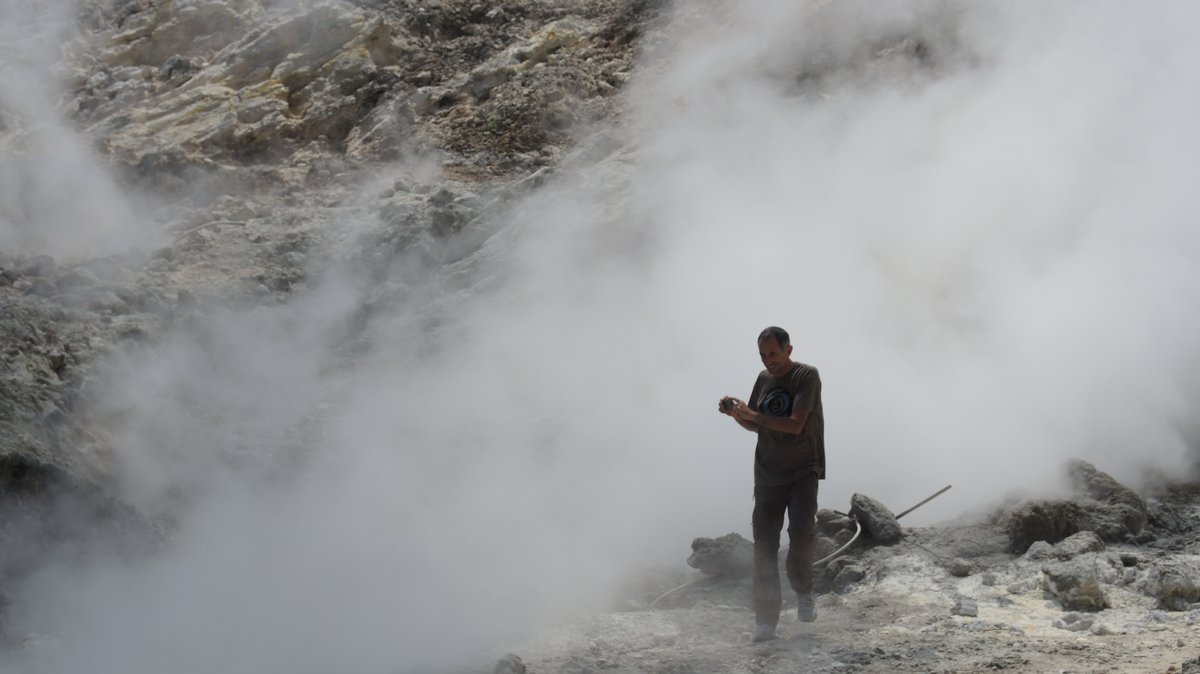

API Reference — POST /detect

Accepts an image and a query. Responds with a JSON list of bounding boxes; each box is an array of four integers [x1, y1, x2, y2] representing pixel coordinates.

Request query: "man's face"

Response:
[[758, 336, 793, 376]]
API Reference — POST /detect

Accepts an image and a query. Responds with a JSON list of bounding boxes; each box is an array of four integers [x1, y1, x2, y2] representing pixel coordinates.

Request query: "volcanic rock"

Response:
[[816, 508, 852, 536], [1040, 552, 1122, 611], [1136, 555, 1200, 611], [494, 653, 526, 674], [950, 597, 978, 617], [947, 557, 974, 577], [686, 533, 752, 577], [1050, 531, 1106, 559], [850, 493, 902, 545], [1067, 459, 1147, 515]]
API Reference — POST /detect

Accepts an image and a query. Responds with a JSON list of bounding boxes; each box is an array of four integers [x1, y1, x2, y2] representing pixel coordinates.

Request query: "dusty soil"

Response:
[[494, 488, 1200, 674]]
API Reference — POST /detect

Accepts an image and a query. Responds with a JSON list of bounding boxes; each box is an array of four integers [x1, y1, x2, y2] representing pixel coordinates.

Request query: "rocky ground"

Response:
[[491, 469, 1200, 674], [2, 1, 1200, 672]]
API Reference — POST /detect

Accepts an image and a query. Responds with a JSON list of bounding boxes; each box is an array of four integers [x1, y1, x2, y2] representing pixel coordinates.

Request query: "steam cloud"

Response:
[[4, 1, 1200, 672]]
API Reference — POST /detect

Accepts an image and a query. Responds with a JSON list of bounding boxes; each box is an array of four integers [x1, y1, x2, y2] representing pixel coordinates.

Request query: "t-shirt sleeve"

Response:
[[747, 375, 763, 410], [791, 367, 820, 416]]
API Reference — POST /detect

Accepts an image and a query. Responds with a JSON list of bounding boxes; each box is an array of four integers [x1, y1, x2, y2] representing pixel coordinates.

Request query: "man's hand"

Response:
[[718, 396, 745, 415], [721, 396, 760, 432]]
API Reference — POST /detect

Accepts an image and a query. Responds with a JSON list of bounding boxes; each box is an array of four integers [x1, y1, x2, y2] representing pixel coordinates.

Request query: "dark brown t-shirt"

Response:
[[748, 361, 825, 485]]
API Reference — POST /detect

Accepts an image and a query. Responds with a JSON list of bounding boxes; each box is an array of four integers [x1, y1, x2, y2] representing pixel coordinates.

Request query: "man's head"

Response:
[[757, 326, 793, 376]]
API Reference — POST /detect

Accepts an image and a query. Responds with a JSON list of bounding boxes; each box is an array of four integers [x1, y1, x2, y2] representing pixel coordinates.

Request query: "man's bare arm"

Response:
[[734, 416, 760, 432], [734, 404, 810, 435]]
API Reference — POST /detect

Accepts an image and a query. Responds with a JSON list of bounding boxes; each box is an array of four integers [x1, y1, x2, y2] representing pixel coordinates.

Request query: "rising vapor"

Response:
[[3, 1, 1200, 672]]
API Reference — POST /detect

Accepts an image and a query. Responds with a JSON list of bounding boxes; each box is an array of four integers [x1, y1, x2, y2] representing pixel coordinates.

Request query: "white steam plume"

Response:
[[6, 1, 1200, 672], [0, 0, 157, 258]]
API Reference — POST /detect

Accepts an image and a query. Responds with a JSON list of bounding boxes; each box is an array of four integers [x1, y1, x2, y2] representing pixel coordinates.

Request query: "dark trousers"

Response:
[[751, 473, 819, 627]]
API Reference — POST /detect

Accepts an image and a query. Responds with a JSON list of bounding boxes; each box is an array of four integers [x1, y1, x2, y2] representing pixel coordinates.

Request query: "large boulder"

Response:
[[1000, 500, 1089, 554], [850, 493, 902, 545], [1067, 459, 1147, 515], [997, 459, 1150, 553], [686, 533, 753, 577]]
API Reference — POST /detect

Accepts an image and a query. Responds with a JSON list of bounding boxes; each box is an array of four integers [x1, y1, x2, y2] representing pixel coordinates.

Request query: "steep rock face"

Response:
[[0, 0, 663, 610], [62, 0, 656, 184]]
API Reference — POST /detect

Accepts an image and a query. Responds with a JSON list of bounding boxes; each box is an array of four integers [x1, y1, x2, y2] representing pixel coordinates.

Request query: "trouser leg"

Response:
[[785, 473, 820, 595], [751, 484, 788, 628]]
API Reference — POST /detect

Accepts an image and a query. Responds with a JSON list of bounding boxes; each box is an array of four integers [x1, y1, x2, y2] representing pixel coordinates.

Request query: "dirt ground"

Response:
[[499, 490, 1200, 674]]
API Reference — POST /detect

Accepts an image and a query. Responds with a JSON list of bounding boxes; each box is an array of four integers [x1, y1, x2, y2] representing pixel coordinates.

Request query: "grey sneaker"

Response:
[[751, 624, 776, 642], [797, 594, 816, 622]]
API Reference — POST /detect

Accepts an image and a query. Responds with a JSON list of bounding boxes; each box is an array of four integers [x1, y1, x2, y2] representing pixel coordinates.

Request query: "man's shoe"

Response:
[[751, 624, 776, 642], [797, 594, 817, 623]]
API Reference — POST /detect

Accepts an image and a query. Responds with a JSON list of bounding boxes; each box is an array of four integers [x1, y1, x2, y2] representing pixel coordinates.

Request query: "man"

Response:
[[719, 326, 825, 643]]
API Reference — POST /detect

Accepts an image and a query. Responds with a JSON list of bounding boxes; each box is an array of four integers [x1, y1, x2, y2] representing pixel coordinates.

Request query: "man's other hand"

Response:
[[719, 396, 744, 415]]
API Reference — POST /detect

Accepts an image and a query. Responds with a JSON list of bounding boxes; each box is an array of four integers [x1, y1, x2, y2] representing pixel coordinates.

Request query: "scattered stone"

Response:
[[687, 533, 752, 577], [951, 597, 978, 617], [493, 653, 526, 674], [1136, 556, 1200, 611], [1051, 531, 1106, 559], [1090, 622, 1116, 636], [1021, 540, 1055, 562], [1052, 612, 1094, 632], [814, 535, 838, 561], [816, 509, 853, 536], [981, 572, 998, 586], [947, 557, 974, 577], [850, 493, 902, 545], [1040, 553, 1122, 611]]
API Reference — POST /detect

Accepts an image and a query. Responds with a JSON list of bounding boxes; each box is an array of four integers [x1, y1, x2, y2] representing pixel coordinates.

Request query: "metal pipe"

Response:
[[814, 515, 862, 567], [894, 484, 952, 521]]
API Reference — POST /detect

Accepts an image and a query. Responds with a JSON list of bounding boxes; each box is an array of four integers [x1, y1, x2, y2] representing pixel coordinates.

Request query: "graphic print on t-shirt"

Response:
[[759, 386, 793, 417]]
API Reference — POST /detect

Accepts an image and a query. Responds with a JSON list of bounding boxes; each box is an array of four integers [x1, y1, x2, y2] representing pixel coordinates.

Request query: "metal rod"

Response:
[[894, 484, 952, 521]]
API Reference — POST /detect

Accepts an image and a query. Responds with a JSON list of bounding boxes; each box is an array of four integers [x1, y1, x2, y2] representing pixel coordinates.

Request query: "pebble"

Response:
[[951, 597, 978, 617]]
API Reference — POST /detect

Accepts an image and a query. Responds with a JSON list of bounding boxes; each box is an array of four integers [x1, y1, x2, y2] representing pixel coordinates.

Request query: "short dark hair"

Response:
[[758, 326, 790, 348]]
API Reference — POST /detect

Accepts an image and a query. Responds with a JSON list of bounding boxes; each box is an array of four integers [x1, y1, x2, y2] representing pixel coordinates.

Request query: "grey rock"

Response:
[[1021, 540, 1054, 562], [947, 557, 974, 577], [1136, 555, 1200, 611], [831, 562, 867, 592], [687, 533, 752, 577], [1147, 498, 1190, 533], [998, 460, 1151, 553], [58, 266, 100, 290], [1067, 459, 1146, 514], [814, 535, 837, 561], [494, 653, 526, 674], [1001, 499, 1089, 553], [1052, 612, 1094, 632], [816, 508, 852, 536], [951, 597, 978, 617], [850, 493, 902, 545], [88, 291, 128, 314], [1051, 531, 1106, 559], [1040, 553, 1122, 611]]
